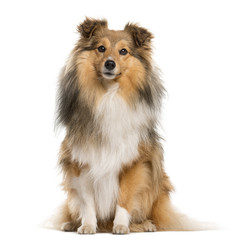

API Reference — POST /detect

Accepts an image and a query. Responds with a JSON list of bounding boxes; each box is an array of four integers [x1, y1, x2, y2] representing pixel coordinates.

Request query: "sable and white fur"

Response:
[[55, 18, 200, 234]]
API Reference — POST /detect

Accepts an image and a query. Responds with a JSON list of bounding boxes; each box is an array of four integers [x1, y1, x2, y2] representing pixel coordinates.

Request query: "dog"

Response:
[[55, 17, 194, 234]]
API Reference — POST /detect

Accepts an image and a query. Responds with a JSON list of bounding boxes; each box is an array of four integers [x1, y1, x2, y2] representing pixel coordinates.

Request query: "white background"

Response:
[[0, 0, 236, 239]]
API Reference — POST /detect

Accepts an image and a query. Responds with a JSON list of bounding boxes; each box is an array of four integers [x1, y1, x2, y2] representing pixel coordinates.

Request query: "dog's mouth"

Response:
[[104, 72, 114, 76], [101, 72, 121, 80]]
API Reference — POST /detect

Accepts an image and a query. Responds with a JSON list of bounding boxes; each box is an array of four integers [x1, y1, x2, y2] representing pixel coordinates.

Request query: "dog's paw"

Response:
[[113, 224, 130, 234], [61, 222, 76, 232], [143, 220, 157, 232], [77, 224, 96, 234]]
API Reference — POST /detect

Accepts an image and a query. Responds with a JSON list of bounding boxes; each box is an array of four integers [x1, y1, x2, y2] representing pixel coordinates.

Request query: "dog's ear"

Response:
[[78, 17, 108, 39], [124, 23, 153, 47]]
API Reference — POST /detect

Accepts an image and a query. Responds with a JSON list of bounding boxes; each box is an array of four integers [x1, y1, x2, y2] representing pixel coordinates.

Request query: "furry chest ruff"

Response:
[[71, 83, 152, 219]]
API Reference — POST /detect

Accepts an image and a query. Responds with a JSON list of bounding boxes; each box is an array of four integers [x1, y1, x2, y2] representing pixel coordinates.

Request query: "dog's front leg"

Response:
[[113, 160, 156, 234], [112, 162, 142, 234], [73, 171, 97, 234], [113, 205, 131, 234]]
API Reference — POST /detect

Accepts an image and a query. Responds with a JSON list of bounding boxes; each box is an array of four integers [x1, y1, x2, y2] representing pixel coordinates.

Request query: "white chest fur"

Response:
[[71, 83, 152, 220]]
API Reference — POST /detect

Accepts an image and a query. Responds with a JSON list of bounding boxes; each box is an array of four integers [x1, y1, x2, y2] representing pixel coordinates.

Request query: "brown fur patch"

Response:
[[117, 142, 165, 223], [75, 50, 105, 107], [117, 56, 146, 104], [115, 140, 176, 230]]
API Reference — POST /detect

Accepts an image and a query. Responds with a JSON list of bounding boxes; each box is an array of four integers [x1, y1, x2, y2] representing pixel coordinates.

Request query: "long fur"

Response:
[[54, 17, 203, 234]]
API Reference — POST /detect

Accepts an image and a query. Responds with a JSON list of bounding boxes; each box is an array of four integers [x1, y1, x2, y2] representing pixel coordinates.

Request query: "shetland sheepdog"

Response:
[[55, 18, 195, 234]]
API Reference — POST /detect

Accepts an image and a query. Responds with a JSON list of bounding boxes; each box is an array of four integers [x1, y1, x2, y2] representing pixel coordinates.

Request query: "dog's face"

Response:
[[77, 18, 153, 86], [94, 33, 132, 80]]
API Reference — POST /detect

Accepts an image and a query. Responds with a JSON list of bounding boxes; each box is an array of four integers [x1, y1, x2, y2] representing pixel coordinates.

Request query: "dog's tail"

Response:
[[151, 195, 216, 231], [43, 202, 73, 231]]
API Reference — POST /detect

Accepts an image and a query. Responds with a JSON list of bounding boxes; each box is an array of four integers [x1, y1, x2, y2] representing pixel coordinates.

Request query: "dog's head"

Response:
[[57, 18, 163, 128], [77, 18, 153, 83]]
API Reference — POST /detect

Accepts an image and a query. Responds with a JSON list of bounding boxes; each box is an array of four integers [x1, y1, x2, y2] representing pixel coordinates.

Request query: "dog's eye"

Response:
[[119, 48, 128, 55], [98, 46, 106, 53]]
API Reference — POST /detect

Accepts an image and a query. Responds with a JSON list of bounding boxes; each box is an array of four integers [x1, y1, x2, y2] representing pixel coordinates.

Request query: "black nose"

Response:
[[105, 60, 116, 70]]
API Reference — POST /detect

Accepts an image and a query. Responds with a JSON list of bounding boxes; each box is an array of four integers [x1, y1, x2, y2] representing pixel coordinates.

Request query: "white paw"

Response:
[[143, 221, 157, 232], [113, 224, 130, 234], [77, 225, 96, 234]]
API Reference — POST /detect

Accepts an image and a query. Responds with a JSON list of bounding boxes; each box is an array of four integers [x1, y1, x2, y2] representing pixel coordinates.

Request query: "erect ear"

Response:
[[77, 17, 108, 39], [124, 23, 153, 47]]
